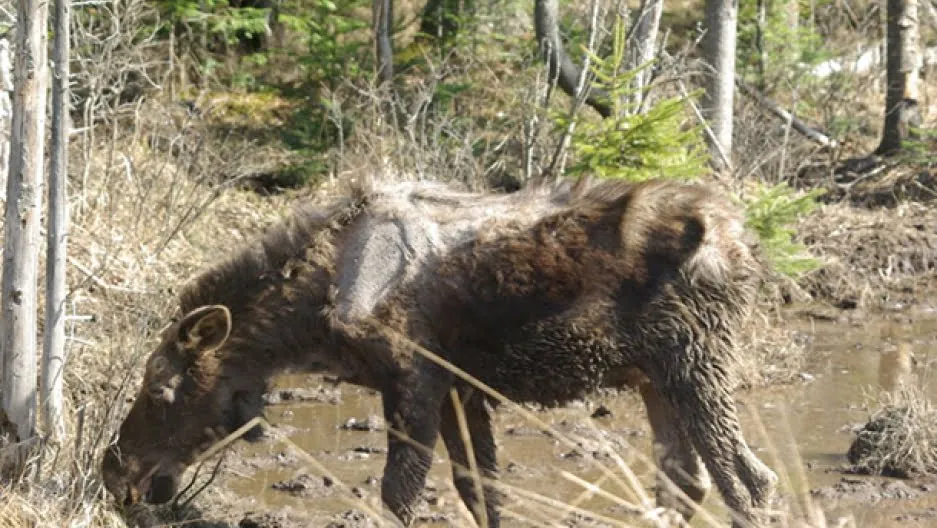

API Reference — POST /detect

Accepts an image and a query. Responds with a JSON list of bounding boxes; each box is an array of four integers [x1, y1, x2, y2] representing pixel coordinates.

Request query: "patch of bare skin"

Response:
[[208, 306, 937, 528]]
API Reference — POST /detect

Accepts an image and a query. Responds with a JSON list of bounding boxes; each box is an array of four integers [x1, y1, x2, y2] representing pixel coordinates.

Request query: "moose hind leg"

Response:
[[637, 378, 712, 521], [381, 360, 454, 526], [660, 362, 777, 528], [440, 387, 501, 528]]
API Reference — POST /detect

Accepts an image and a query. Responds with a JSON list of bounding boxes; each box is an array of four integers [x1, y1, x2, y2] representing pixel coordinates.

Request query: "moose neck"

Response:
[[224, 276, 358, 385], [176, 195, 375, 390]]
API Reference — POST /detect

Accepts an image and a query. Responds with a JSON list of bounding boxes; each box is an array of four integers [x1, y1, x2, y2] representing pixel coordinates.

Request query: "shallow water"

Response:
[[223, 307, 937, 527]]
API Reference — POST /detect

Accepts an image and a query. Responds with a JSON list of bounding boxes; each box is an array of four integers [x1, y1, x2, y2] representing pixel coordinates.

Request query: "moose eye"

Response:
[[148, 355, 171, 374]]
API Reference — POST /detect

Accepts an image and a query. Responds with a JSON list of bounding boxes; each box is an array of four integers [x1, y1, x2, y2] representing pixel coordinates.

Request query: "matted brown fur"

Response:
[[102, 176, 778, 528]]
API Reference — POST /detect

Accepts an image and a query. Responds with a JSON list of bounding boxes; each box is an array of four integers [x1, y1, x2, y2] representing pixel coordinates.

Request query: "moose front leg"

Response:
[[380, 360, 454, 525], [440, 387, 502, 528]]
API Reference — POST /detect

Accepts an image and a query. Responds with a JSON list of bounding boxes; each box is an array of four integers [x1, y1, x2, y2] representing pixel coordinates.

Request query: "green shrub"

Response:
[[547, 12, 821, 279], [901, 127, 937, 168], [550, 12, 709, 182], [736, 0, 833, 89], [743, 182, 824, 278]]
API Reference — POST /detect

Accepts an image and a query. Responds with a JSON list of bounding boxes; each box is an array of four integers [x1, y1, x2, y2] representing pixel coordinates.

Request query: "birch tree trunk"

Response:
[[373, 0, 394, 86], [876, 0, 921, 155], [0, 40, 12, 203], [42, 0, 71, 443], [701, 0, 738, 172], [628, 0, 664, 112], [2, 0, 50, 443], [755, 0, 767, 89], [785, 0, 800, 29]]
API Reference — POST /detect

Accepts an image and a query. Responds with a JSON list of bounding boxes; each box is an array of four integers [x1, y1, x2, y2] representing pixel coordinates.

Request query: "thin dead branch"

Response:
[[545, 0, 603, 179], [534, 0, 612, 118], [736, 78, 839, 149]]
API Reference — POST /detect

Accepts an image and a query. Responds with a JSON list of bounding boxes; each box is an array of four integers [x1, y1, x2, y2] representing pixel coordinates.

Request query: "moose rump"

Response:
[[331, 178, 777, 527]]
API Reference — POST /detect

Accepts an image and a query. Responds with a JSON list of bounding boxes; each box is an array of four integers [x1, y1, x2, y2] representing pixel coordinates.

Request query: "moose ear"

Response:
[[178, 305, 232, 356]]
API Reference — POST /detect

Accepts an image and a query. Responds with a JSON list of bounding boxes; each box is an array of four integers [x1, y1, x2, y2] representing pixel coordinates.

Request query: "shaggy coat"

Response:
[[102, 176, 778, 528]]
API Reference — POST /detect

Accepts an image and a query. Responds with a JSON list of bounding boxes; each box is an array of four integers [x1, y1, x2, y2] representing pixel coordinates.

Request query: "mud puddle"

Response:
[[218, 307, 937, 527]]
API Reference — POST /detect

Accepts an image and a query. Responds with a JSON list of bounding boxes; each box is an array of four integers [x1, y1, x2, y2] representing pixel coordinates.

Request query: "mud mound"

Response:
[[847, 386, 937, 478], [796, 201, 937, 309]]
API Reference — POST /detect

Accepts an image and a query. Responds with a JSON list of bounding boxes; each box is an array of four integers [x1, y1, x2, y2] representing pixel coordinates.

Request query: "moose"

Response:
[[102, 176, 778, 528]]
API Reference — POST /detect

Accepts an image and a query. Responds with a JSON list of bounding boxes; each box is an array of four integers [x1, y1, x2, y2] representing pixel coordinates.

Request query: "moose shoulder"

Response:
[[102, 177, 778, 528]]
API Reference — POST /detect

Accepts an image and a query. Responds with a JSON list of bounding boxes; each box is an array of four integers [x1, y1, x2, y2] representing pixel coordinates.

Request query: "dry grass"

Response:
[[735, 309, 810, 390], [794, 200, 937, 310], [848, 384, 937, 479], [0, 479, 127, 528]]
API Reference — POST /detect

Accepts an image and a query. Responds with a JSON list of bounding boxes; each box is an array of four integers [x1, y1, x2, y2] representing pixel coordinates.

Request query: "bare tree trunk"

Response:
[[533, 0, 611, 118], [43, 0, 71, 443], [0, 40, 11, 203], [266, 0, 284, 50], [876, 0, 922, 155], [701, 0, 738, 172], [628, 0, 663, 111], [755, 0, 766, 89], [923, 0, 937, 34], [373, 0, 394, 86], [2, 0, 50, 443], [785, 0, 800, 29]]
